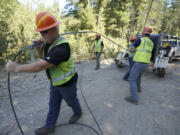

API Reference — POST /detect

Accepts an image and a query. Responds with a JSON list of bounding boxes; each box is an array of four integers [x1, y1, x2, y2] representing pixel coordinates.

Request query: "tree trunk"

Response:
[[121, 24, 124, 39], [97, 0, 101, 32]]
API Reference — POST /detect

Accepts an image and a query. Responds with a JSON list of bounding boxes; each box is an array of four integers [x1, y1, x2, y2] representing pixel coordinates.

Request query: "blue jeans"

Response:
[[45, 81, 82, 129], [123, 57, 134, 80], [129, 63, 148, 101]]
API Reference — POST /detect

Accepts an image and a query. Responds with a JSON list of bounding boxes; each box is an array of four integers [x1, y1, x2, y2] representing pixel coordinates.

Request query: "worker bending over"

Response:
[[125, 27, 154, 105]]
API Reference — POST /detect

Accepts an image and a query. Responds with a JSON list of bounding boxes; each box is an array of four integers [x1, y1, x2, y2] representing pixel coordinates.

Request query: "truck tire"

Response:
[[115, 60, 123, 67], [158, 70, 165, 77], [169, 55, 173, 63], [169, 52, 175, 63]]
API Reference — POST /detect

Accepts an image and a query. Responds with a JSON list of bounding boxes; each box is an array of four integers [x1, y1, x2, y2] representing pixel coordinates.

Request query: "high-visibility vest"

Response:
[[44, 36, 76, 86], [133, 37, 154, 64], [94, 39, 102, 52]]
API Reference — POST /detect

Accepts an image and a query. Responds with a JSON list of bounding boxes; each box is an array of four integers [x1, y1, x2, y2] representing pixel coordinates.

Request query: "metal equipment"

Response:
[[115, 33, 172, 77]]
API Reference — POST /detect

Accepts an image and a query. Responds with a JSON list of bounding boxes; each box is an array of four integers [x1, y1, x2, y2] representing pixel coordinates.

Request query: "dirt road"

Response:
[[0, 59, 179, 135]]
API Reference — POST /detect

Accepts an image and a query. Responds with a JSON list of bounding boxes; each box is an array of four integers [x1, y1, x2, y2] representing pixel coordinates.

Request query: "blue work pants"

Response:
[[95, 52, 101, 68], [45, 81, 82, 129], [123, 57, 134, 80], [129, 63, 148, 101]]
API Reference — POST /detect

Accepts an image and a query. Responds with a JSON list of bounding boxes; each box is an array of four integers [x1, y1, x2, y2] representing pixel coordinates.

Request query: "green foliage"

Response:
[[104, 0, 131, 38], [0, 0, 18, 64], [161, 0, 180, 36], [0, 0, 180, 65]]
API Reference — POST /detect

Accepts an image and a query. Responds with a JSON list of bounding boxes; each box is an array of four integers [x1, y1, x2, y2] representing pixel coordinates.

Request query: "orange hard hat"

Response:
[[96, 33, 101, 37], [142, 27, 152, 34], [35, 12, 60, 32], [130, 36, 137, 41]]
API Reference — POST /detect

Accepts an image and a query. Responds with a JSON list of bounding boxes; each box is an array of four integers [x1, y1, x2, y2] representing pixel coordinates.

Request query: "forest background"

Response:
[[0, 0, 179, 64]]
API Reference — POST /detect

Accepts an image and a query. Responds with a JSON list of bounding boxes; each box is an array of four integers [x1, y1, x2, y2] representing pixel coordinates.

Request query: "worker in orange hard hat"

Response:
[[123, 36, 137, 81], [96, 33, 101, 37], [142, 27, 152, 35], [92, 33, 104, 70], [125, 27, 154, 105], [6, 12, 82, 135], [130, 36, 137, 41]]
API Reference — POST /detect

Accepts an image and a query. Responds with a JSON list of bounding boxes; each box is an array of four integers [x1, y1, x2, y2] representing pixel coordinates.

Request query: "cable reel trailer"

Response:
[[115, 33, 169, 77]]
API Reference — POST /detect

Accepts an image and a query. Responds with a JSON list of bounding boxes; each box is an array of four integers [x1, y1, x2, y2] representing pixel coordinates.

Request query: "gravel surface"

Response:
[[0, 59, 179, 135]]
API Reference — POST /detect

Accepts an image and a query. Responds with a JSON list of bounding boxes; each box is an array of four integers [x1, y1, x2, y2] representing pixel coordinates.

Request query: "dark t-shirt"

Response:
[[43, 43, 78, 87], [133, 38, 141, 47], [101, 41, 104, 47]]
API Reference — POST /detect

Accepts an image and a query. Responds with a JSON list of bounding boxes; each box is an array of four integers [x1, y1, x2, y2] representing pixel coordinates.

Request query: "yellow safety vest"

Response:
[[44, 36, 76, 86], [133, 37, 154, 64], [94, 39, 102, 52]]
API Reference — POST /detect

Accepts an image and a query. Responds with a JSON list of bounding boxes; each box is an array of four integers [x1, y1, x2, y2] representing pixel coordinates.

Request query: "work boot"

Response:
[[138, 89, 141, 93], [69, 112, 82, 123], [35, 126, 54, 135], [95, 67, 99, 70], [125, 96, 138, 105], [123, 78, 129, 81]]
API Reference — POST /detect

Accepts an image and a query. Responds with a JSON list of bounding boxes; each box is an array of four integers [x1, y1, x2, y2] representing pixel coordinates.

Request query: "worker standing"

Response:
[[92, 34, 104, 70], [125, 27, 154, 105], [6, 12, 82, 135], [123, 36, 137, 81]]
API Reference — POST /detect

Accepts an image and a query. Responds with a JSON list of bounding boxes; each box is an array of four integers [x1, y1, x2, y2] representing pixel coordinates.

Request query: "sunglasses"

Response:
[[40, 30, 49, 35]]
